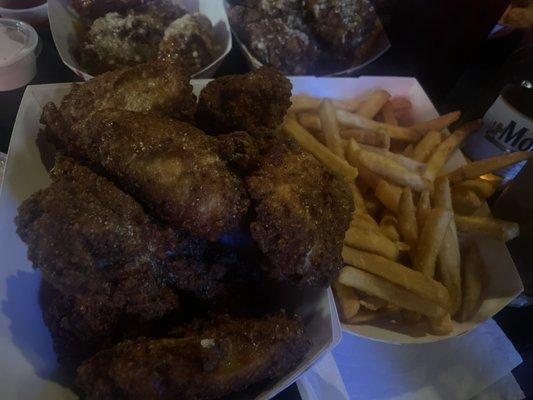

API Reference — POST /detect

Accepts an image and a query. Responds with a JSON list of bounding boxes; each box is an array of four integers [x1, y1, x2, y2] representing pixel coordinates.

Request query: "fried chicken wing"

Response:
[[76, 313, 310, 400], [247, 147, 354, 286], [41, 61, 196, 140], [196, 67, 292, 134], [59, 110, 249, 240], [16, 157, 179, 317]]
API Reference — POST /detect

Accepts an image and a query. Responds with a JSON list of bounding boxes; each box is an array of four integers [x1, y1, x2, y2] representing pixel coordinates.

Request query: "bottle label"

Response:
[[463, 95, 533, 182]]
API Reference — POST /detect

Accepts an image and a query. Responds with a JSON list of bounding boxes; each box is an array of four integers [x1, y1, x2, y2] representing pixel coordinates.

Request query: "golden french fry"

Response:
[[319, 99, 345, 157], [411, 130, 442, 162], [339, 266, 448, 318], [344, 227, 400, 260], [360, 296, 388, 310], [290, 95, 364, 113], [457, 244, 484, 322], [283, 118, 358, 182], [429, 314, 453, 335], [381, 101, 398, 126], [349, 182, 366, 212], [359, 145, 427, 174], [336, 109, 419, 142], [353, 148, 432, 191], [411, 111, 461, 134], [297, 112, 321, 131], [351, 213, 380, 232], [398, 188, 418, 260], [425, 120, 483, 181], [451, 188, 484, 215], [403, 144, 414, 157], [332, 280, 361, 320], [447, 151, 533, 182], [340, 129, 391, 149], [434, 177, 462, 315], [357, 89, 391, 119], [342, 247, 451, 309], [414, 208, 453, 278], [455, 215, 520, 242], [380, 214, 400, 242], [375, 180, 402, 213], [453, 178, 496, 199], [417, 190, 431, 230], [390, 97, 412, 111]]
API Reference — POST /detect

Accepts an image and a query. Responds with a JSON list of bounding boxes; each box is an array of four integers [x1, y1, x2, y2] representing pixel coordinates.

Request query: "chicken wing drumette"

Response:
[[77, 313, 310, 400], [246, 145, 354, 286], [195, 67, 292, 134]]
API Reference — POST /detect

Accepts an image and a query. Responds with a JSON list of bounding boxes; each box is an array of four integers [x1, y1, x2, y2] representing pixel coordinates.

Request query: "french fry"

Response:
[[297, 112, 321, 131], [398, 188, 418, 260], [283, 118, 358, 182], [411, 111, 461, 134], [374, 180, 402, 213], [351, 213, 380, 232], [429, 314, 453, 335], [417, 190, 431, 230], [319, 99, 345, 157], [381, 101, 398, 126], [411, 130, 442, 162], [434, 177, 462, 315], [360, 296, 388, 310], [390, 97, 412, 111], [414, 208, 452, 278], [346, 308, 388, 324], [424, 120, 483, 181], [344, 227, 400, 260], [357, 89, 391, 119], [338, 266, 448, 318], [457, 244, 484, 322], [451, 188, 483, 215], [453, 178, 496, 199], [447, 151, 533, 182], [332, 280, 361, 320], [455, 215, 520, 242], [359, 145, 427, 174], [336, 109, 419, 142], [349, 182, 366, 212], [290, 95, 364, 113], [352, 148, 432, 191], [403, 144, 414, 157], [342, 247, 451, 309], [340, 129, 391, 149], [380, 214, 400, 242]]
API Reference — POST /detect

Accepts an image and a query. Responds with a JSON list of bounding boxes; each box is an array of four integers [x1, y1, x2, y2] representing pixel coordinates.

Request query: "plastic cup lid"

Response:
[[0, 18, 38, 67]]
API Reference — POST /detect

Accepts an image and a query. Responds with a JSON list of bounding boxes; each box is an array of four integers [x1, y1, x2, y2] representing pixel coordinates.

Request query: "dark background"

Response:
[[1, 10, 532, 399]]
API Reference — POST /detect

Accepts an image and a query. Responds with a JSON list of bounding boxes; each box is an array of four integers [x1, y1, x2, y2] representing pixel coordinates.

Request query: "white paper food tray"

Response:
[[0, 80, 341, 400], [224, 1, 390, 77], [290, 76, 523, 344], [48, 0, 232, 80]]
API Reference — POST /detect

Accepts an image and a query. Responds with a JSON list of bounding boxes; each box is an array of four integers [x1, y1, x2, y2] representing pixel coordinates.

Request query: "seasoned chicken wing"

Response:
[[60, 110, 249, 240], [41, 61, 196, 142], [247, 146, 354, 286], [196, 67, 292, 134], [77, 313, 310, 400]]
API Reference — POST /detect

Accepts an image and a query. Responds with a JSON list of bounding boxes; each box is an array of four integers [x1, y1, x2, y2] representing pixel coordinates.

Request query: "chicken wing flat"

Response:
[[62, 110, 249, 240], [77, 313, 310, 400], [247, 146, 354, 286], [16, 157, 179, 319], [195, 66, 292, 134], [41, 61, 196, 143]]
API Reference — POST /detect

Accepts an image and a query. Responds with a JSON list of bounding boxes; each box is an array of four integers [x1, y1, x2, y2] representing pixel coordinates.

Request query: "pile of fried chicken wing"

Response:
[[15, 62, 353, 399]]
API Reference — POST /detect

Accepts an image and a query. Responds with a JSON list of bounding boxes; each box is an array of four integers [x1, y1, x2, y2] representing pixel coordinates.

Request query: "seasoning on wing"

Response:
[[247, 145, 354, 286], [77, 313, 310, 400], [196, 66, 292, 134]]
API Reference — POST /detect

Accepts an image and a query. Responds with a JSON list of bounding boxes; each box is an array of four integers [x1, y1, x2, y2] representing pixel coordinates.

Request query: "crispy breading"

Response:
[[76, 313, 310, 400], [247, 146, 354, 286], [63, 110, 249, 240], [195, 67, 292, 134]]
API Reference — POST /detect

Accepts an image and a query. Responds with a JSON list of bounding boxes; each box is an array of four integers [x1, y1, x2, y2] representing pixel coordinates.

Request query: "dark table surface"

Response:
[[1, 27, 532, 400]]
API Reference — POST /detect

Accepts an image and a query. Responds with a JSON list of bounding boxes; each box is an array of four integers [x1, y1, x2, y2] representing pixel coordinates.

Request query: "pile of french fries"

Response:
[[283, 90, 531, 335]]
